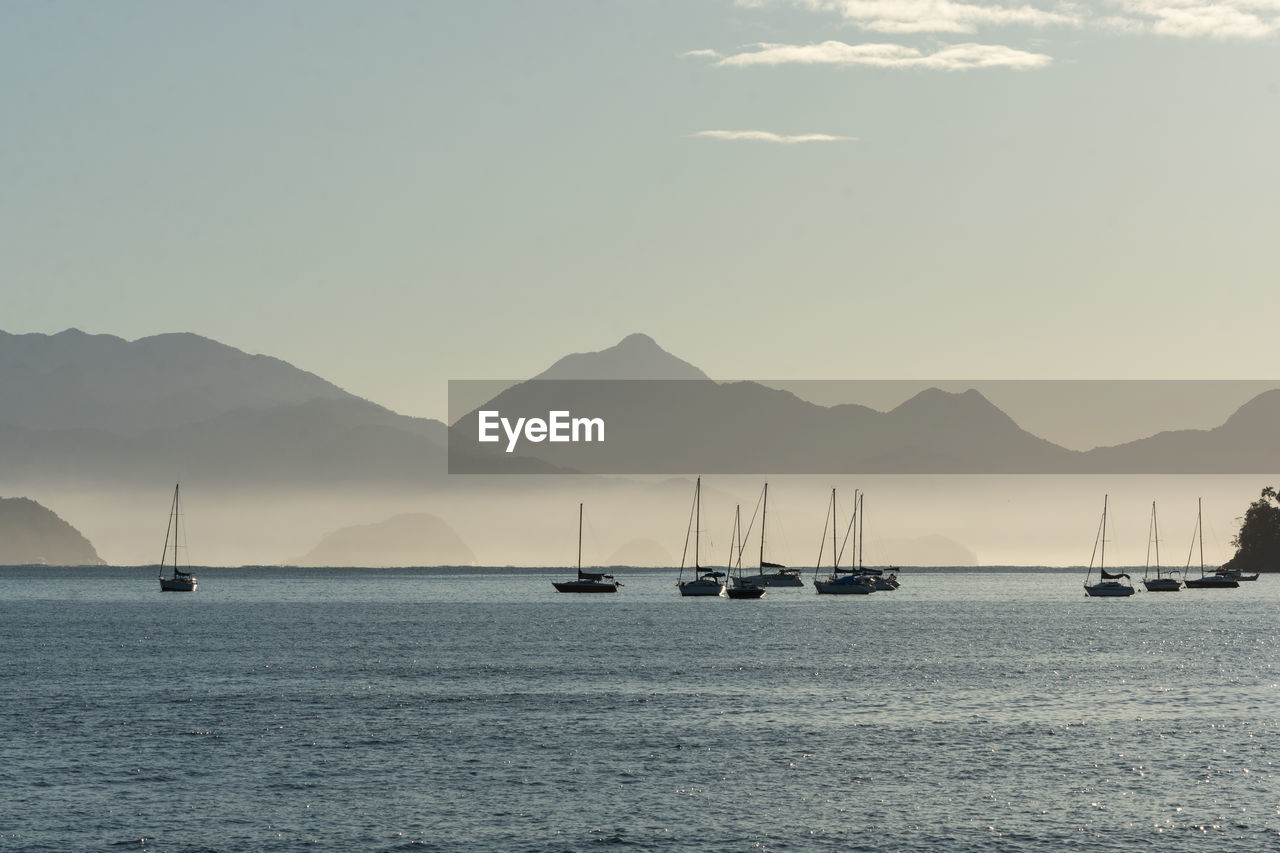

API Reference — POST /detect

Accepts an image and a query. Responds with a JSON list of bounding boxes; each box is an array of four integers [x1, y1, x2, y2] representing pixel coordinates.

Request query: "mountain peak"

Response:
[[617, 332, 658, 348], [533, 333, 708, 381]]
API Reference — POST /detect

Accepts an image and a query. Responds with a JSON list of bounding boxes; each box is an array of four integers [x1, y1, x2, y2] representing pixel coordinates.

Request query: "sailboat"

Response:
[[1182, 498, 1238, 589], [1083, 495, 1135, 597], [1142, 501, 1182, 592], [814, 489, 875, 595], [727, 504, 766, 599], [852, 494, 898, 590], [736, 483, 803, 587], [157, 483, 197, 592], [552, 503, 620, 593], [677, 477, 727, 597]]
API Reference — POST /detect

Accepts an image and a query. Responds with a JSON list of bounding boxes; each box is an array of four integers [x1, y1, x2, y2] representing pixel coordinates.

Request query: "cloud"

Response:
[[694, 130, 858, 142], [1110, 0, 1280, 37], [681, 48, 723, 58], [802, 0, 1082, 33], [716, 39, 1054, 69], [793, 0, 1280, 38]]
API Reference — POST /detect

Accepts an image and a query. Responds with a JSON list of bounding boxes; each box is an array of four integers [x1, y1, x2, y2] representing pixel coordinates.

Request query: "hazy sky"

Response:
[[3, 1, 1277, 420]]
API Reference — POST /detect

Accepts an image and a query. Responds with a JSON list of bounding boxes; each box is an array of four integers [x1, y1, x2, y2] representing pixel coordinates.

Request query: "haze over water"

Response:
[[3, 566, 1276, 850]]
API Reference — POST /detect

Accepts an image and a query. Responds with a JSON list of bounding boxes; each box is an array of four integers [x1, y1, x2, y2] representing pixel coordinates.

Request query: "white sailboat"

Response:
[[1142, 501, 1182, 592], [1083, 495, 1135, 597], [552, 503, 620, 593], [677, 477, 727, 597], [157, 483, 197, 592], [736, 483, 804, 587], [814, 489, 875, 595], [1183, 498, 1238, 589]]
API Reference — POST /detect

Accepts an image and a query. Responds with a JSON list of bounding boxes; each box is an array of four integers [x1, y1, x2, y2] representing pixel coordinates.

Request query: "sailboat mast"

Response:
[[173, 483, 181, 574], [1198, 497, 1204, 572], [1101, 494, 1108, 571], [1153, 501, 1160, 574], [858, 492, 864, 570], [729, 505, 740, 569], [695, 477, 701, 570], [760, 483, 767, 568], [578, 502, 583, 573], [831, 489, 837, 571]]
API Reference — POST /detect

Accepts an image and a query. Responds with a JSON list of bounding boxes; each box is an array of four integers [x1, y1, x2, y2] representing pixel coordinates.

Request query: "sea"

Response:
[[1, 566, 1277, 852]]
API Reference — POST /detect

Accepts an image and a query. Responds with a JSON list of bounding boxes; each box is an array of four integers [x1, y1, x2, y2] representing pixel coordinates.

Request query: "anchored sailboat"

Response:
[[1142, 501, 1181, 592], [677, 477, 727, 597], [1083, 495, 1135, 597], [727, 504, 765, 599], [814, 489, 875, 595], [552, 503, 620, 593], [157, 483, 197, 592], [736, 483, 803, 587], [1183, 498, 1238, 589]]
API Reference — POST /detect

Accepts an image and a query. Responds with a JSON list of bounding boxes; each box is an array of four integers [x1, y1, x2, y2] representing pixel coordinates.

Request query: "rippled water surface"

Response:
[[2, 567, 1278, 851]]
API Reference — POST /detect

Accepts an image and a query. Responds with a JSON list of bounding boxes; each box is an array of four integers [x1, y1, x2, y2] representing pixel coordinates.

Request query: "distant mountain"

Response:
[[533, 333, 708, 380], [0, 329, 359, 433], [0, 396, 450, 487], [0, 329, 450, 487], [1079, 388, 1280, 473], [290, 513, 476, 567], [0, 497, 102, 565]]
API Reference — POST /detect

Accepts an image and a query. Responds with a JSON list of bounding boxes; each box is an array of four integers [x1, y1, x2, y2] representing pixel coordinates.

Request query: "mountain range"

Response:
[[4, 329, 1280, 486], [1, 328, 1276, 566]]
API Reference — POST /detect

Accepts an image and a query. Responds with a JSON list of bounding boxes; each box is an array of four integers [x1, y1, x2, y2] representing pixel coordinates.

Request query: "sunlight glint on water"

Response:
[[1, 567, 1277, 851]]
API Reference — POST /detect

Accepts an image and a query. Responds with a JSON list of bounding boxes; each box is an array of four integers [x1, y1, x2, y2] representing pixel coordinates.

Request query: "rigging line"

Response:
[[1088, 505, 1104, 571], [836, 493, 857, 568], [1183, 508, 1200, 570], [738, 485, 766, 560], [583, 507, 606, 568], [737, 484, 762, 550], [814, 495, 832, 570], [679, 480, 697, 572]]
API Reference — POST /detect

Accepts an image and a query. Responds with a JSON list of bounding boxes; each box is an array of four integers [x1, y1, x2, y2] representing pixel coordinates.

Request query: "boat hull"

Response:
[[678, 579, 726, 597], [814, 577, 875, 595], [1184, 576, 1239, 589], [1084, 581, 1134, 597], [552, 581, 618, 593], [738, 571, 804, 587], [727, 585, 765, 599], [159, 575, 197, 592], [1143, 578, 1182, 591]]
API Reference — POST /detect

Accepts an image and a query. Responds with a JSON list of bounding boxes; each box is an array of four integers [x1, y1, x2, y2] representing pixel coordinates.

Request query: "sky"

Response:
[[2, 0, 1278, 421]]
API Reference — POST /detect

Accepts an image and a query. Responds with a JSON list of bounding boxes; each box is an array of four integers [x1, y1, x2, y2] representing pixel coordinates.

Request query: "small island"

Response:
[[0, 497, 103, 566], [290, 513, 476, 567]]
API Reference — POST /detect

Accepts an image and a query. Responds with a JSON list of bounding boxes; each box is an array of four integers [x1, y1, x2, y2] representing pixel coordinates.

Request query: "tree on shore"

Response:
[[1224, 487, 1280, 572]]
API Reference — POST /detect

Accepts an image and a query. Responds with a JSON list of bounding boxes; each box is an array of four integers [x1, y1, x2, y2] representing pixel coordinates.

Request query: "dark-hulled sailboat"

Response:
[[158, 483, 197, 592], [553, 503, 620, 593]]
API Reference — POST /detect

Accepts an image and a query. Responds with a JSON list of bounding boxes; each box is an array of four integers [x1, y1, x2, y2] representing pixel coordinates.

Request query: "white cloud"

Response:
[[1109, 0, 1280, 37], [802, 0, 1081, 33], [792, 0, 1280, 38], [716, 39, 1054, 69], [694, 130, 858, 142], [681, 48, 723, 59]]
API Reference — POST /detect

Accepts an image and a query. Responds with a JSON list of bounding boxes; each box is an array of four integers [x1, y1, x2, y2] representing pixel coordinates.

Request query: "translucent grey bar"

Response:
[[447, 379, 1280, 475]]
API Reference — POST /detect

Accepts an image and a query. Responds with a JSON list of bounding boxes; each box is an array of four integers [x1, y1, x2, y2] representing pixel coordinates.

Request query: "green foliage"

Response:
[[1227, 487, 1280, 572]]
